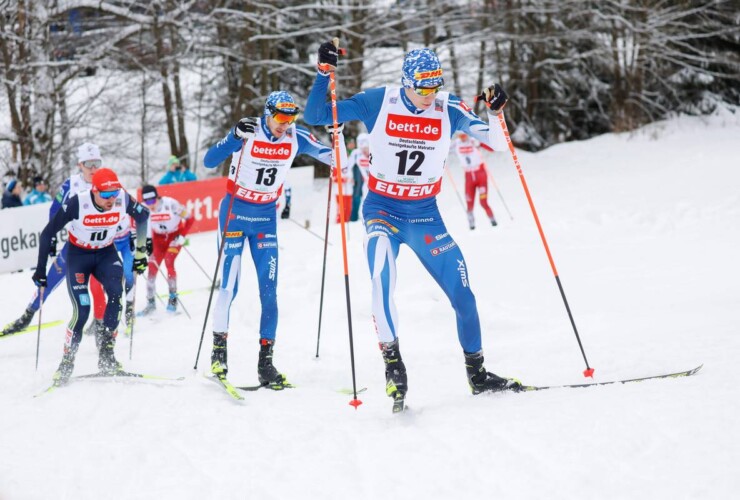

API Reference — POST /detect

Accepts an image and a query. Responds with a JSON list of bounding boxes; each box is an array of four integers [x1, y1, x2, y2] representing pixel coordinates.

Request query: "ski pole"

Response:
[[496, 111, 594, 378], [315, 176, 333, 358], [286, 216, 330, 244], [328, 38, 362, 409], [35, 287, 44, 371], [128, 279, 136, 360], [444, 167, 467, 213], [483, 163, 513, 220], [193, 139, 248, 370], [181, 245, 214, 284]]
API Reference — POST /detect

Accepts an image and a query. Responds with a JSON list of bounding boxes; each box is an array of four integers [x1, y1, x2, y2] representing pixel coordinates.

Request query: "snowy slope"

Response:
[[1, 111, 739, 500]]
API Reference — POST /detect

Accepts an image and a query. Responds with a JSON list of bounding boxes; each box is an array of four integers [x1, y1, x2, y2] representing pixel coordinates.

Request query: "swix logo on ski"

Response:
[[385, 114, 441, 141], [151, 213, 171, 222], [250, 140, 291, 160], [83, 213, 120, 227]]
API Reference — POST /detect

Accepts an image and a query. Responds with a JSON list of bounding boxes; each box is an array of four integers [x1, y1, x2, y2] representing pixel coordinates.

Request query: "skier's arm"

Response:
[[48, 179, 71, 219], [448, 95, 507, 152], [125, 192, 150, 251], [303, 74, 384, 132], [203, 131, 245, 169], [295, 125, 348, 170], [37, 196, 77, 272]]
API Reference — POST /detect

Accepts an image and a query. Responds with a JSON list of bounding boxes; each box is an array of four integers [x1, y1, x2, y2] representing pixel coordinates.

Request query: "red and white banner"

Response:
[[137, 177, 228, 234]]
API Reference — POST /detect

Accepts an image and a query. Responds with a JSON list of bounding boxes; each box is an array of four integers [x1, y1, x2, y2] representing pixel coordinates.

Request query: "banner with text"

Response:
[[0, 203, 69, 275]]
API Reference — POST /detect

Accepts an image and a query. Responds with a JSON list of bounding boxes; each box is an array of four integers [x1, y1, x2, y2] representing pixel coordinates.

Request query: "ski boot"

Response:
[[464, 351, 521, 395], [381, 339, 408, 412], [211, 332, 228, 377], [490, 217, 498, 227], [257, 338, 288, 389], [124, 301, 134, 335], [97, 326, 122, 375], [166, 293, 178, 313], [84, 317, 104, 337], [52, 349, 77, 387], [1, 307, 35, 336], [467, 212, 476, 231], [137, 298, 156, 317]]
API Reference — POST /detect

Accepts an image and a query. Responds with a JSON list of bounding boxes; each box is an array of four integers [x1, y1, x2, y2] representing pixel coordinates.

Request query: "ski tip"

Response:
[[583, 367, 595, 378], [349, 398, 363, 409]]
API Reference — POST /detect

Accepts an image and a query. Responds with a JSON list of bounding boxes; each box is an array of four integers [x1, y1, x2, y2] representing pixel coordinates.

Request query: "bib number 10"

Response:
[[395, 151, 424, 176], [90, 230, 108, 242]]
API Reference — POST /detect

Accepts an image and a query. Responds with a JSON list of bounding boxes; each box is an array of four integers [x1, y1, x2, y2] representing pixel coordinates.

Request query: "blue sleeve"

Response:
[[447, 94, 494, 148], [23, 195, 32, 206], [204, 132, 243, 169], [38, 196, 77, 272], [185, 171, 197, 181], [304, 74, 385, 133], [158, 172, 174, 185], [49, 179, 70, 220], [295, 126, 333, 166]]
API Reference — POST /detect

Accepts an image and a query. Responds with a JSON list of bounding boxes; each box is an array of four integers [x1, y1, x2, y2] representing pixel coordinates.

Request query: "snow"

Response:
[[1, 110, 739, 499]]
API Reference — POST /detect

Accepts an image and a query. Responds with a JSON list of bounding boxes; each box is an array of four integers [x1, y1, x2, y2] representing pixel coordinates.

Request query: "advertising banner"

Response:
[[0, 204, 68, 275], [137, 177, 228, 234]]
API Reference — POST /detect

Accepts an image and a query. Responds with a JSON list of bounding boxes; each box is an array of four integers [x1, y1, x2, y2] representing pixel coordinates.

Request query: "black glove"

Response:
[[133, 249, 148, 275], [324, 123, 344, 138], [129, 233, 136, 252], [317, 40, 339, 74], [146, 237, 153, 256], [476, 83, 508, 113], [32, 269, 47, 288], [233, 117, 258, 141], [281, 205, 290, 219], [49, 236, 57, 257]]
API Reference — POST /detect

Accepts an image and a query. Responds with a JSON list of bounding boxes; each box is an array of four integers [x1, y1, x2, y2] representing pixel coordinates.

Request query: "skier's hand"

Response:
[[49, 236, 57, 257], [475, 83, 508, 114], [324, 123, 344, 139], [133, 250, 148, 275], [32, 269, 47, 288], [280, 205, 290, 219], [233, 117, 258, 141], [146, 237, 153, 256], [317, 39, 339, 75], [169, 235, 186, 248]]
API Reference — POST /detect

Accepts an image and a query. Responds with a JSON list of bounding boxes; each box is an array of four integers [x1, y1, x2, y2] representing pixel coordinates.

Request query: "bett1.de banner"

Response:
[[0, 176, 227, 275]]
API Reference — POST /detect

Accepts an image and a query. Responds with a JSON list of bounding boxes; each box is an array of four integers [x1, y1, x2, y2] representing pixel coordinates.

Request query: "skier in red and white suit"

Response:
[[138, 185, 194, 314], [451, 132, 496, 229]]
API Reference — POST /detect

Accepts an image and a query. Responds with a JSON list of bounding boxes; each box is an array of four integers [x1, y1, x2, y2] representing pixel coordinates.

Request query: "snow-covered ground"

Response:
[[1, 110, 738, 499]]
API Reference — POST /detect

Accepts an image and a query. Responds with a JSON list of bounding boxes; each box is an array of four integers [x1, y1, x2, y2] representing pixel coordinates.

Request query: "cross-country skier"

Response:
[[451, 132, 497, 229], [136, 184, 194, 315], [1, 143, 107, 337], [347, 132, 371, 221], [304, 42, 521, 406], [32, 168, 149, 386], [203, 90, 345, 389]]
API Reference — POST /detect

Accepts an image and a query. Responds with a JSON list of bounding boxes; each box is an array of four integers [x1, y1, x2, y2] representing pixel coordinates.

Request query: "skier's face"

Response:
[[404, 87, 437, 110], [267, 115, 291, 138]]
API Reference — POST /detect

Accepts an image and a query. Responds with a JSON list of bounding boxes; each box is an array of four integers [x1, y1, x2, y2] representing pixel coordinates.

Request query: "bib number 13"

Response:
[[395, 151, 424, 176]]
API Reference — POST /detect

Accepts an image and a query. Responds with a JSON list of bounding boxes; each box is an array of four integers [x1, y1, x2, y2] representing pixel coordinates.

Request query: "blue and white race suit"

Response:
[[203, 117, 340, 339], [305, 77, 507, 353]]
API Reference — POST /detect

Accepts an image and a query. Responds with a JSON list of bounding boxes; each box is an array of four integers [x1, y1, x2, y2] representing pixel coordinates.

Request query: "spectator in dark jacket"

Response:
[[2, 179, 23, 209]]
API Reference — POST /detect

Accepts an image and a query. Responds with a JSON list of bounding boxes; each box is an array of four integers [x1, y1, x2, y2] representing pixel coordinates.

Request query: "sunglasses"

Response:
[[142, 197, 157, 205], [271, 112, 298, 125], [99, 189, 120, 199], [81, 159, 103, 169], [413, 85, 443, 97]]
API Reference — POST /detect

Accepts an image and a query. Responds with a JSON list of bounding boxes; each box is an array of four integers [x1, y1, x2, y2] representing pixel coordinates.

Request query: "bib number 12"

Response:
[[395, 151, 424, 176]]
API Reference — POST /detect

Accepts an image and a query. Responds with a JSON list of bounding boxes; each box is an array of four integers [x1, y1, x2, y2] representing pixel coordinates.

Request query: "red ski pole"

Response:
[[496, 111, 594, 378], [328, 38, 363, 408]]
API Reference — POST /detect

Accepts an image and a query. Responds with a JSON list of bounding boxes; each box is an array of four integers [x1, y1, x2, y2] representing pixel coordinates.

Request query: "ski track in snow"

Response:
[[1, 112, 739, 499]]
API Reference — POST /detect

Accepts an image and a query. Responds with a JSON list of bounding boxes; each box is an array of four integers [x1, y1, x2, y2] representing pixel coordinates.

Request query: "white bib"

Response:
[[68, 190, 127, 249], [452, 138, 484, 172], [228, 124, 299, 204], [367, 88, 452, 200], [149, 196, 185, 235]]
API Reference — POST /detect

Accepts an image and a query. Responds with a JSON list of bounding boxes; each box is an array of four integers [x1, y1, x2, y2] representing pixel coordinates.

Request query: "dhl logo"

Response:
[[276, 102, 297, 111], [414, 68, 442, 80], [225, 231, 243, 238]]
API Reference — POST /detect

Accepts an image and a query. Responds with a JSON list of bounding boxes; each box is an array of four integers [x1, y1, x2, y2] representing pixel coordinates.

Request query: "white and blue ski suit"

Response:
[[203, 118, 335, 340], [305, 77, 508, 354]]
